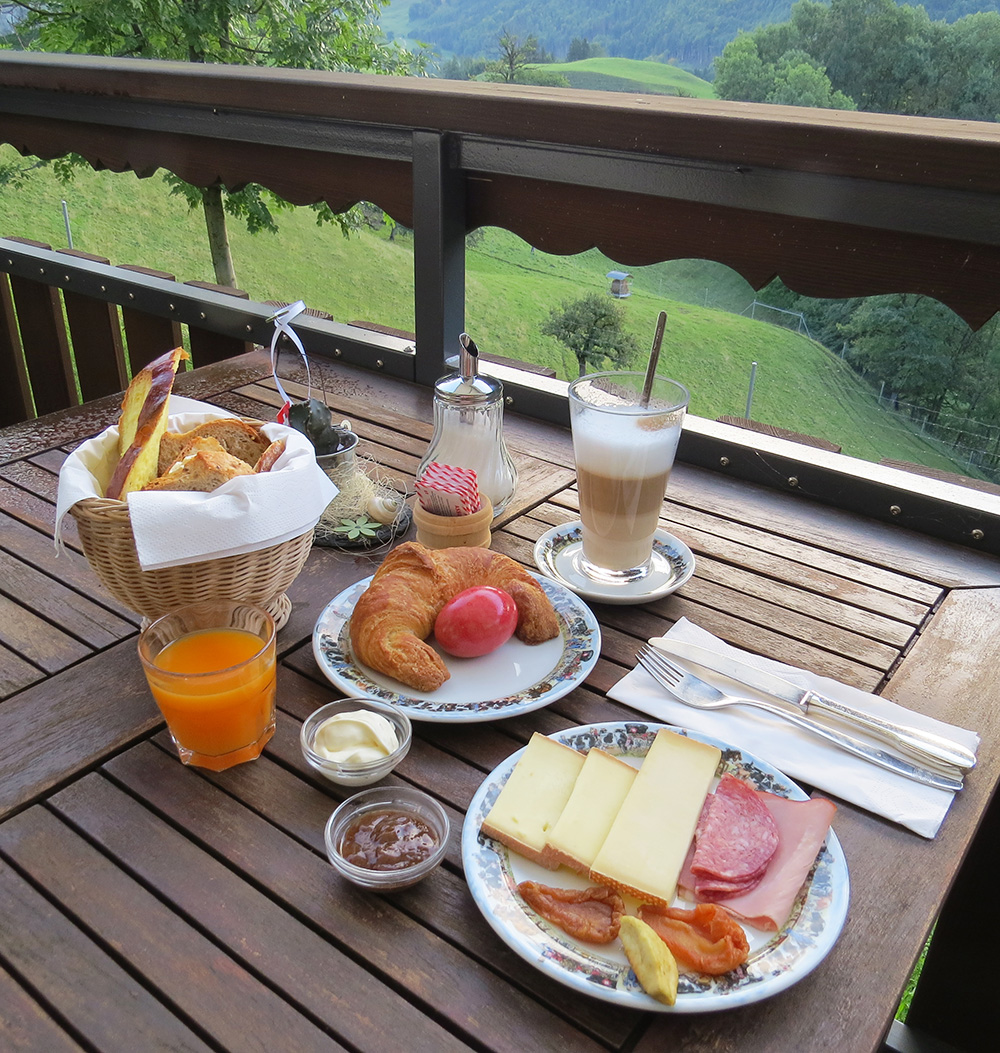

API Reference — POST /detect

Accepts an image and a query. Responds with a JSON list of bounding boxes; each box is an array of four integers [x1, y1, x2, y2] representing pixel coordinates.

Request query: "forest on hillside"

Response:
[[401, 0, 997, 70], [706, 0, 1000, 472]]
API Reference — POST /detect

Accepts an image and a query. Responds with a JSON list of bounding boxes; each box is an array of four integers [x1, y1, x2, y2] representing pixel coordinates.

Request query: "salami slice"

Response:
[[693, 873, 765, 900], [690, 774, 780, 889]]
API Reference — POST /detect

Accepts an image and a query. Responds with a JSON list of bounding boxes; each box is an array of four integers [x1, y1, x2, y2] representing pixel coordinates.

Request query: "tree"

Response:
[[567, 37, 603, 62], [481, 27, 569, 87], [714, 36, 855, 110], [768, 56, 856, 110], [712, 34, 775, 103], [541, 293, 640, 378], [9, 1, 425, 286], [840, 295, 973, 418], [484, 26, 537, 84]]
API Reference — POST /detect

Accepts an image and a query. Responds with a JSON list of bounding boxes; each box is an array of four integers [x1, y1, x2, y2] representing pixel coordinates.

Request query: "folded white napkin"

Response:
[[607, 618, 980, 838], [55, 395, 338, 570]]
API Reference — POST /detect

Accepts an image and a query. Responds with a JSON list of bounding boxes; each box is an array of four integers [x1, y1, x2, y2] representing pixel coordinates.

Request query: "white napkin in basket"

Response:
[[607, 618, 980, 838], [55, 395, 337, 570]]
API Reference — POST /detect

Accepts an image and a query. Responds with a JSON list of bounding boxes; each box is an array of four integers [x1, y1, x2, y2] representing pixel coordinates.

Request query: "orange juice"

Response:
[[146, 626, 276, 769]]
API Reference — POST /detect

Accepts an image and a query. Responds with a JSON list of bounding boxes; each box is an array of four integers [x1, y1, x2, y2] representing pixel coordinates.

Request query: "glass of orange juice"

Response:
[[138, 601, 277, 771]]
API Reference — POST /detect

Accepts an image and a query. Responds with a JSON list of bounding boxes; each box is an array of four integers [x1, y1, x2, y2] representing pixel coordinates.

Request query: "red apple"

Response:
[[434, 586, 518, 658]]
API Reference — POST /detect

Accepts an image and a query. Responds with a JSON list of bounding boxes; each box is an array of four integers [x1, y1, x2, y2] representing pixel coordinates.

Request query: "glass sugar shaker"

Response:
[[416, 333, 517, 517]]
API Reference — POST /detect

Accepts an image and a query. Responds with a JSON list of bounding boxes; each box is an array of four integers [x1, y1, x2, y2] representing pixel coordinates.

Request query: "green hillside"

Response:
[[384, 0, 999, 69], [534, 58, 714, 98], [0, 144, 969, 473]]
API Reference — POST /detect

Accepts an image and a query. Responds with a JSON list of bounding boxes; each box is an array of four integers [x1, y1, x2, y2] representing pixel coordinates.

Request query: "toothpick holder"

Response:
[[413, 496, 493, 549]]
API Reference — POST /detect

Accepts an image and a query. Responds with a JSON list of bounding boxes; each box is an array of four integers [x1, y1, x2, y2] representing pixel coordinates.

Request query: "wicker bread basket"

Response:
[[70, 497, 312, 629]]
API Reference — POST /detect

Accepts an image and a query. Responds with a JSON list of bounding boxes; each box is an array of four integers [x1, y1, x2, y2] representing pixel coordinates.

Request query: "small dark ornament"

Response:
[[287, 397, 354, 456]]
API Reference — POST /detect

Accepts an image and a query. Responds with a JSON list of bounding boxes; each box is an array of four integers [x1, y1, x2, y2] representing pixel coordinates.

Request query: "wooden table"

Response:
[[1, 351, 997, 1053]]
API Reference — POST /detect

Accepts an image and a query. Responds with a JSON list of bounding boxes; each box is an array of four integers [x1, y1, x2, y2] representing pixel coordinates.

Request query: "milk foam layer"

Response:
[[571, 407, 681, 477]]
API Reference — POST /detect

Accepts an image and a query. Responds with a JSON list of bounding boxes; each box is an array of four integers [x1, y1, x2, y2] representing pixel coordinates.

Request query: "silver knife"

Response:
[[636, 646, 964, 792], [652, 639, 977, 773]]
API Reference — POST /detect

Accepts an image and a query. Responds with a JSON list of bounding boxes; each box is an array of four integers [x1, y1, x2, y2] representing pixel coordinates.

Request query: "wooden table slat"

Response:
[[0, 961, 88, 1053], [101, 742, 618, 1053], [516, 503, 922, 647], [0, 809, 349, 1053], [0, 509, 138, 623], [0, 549, 132, 654], [0, 857, 213, 1053], [0, 460, 60, 504], [49, 773, 478, 1053]]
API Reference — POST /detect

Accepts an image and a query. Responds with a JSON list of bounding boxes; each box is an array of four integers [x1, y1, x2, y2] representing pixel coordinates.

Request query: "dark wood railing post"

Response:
[[118, 264, 184, 372], [411, 130, 466, 387], [4, 237, 75, 415], [0, 271, 33, 426], [58, 248, 129, 400], [184, 280, 253, 365]]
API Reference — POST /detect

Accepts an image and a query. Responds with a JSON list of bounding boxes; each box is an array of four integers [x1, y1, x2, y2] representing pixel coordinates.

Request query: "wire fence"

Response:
[[875, 393, 1000, 477], [736, 300, 1000, 480], [740, 300, 812, 339]]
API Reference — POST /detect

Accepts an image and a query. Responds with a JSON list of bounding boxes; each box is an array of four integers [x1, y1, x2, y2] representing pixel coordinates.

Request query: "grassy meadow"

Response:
[[0, 144, 968, 472], [534, 57, 714, 97]]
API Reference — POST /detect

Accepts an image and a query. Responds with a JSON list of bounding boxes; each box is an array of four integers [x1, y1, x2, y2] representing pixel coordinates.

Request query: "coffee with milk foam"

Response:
[[573, 406, 681, 574]]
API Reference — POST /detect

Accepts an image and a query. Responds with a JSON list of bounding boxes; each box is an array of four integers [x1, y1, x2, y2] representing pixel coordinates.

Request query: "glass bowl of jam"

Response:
[[301, 698, 412, 786], [324, 785, 450, 891]]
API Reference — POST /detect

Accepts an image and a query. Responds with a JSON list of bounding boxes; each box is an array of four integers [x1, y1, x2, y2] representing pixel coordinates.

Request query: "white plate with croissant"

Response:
[[312, 544, 600, 722]]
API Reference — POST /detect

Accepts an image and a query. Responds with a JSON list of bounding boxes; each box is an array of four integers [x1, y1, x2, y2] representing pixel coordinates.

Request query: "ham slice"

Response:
[[679, 790, 837, 932], [690, 774, 779, 899]]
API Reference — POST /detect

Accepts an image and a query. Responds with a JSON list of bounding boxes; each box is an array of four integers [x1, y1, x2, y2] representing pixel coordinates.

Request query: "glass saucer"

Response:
[[533, 520, 695, 605]]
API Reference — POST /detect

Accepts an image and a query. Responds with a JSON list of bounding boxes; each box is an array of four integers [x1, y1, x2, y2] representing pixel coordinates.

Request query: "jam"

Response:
[[340, 808, 438, 871]]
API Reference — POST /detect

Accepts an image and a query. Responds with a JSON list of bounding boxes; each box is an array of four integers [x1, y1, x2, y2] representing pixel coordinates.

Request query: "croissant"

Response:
[[349, 542, 560, 691]]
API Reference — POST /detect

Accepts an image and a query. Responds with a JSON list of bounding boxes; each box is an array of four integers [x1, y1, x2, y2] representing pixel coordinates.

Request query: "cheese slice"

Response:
[[589, 729, 721, 907], [480, 732, 585, 867], [542, 748, 637, 872]]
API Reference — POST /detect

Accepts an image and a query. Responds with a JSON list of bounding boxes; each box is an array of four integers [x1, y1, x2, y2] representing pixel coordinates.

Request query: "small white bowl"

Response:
[[300, 698, 411, 786], [324, 785, 450, 891]]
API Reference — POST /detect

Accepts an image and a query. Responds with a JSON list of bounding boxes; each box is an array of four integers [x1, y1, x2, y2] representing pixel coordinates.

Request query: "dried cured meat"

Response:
[[517, 881, 624, 944], [638, 902, 750, 975], [690, 774, 779, 898]]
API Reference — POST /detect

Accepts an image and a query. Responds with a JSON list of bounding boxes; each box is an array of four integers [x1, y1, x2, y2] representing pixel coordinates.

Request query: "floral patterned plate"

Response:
[[462, 722, 849, 1012], [533, 522, 695, 605], [312, 573, 600, 723]]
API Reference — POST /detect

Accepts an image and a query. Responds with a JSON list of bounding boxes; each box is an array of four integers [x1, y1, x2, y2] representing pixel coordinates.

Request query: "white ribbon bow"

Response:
[[268, 300, 313, 422]]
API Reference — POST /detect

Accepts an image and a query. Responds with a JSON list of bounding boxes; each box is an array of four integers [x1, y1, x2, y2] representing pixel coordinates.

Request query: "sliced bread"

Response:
[[143, 437, 253, 492], [157, 418, 268, 475]]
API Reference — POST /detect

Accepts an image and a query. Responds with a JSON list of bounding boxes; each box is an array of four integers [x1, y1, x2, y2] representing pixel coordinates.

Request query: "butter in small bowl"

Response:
[[300, 698, 411, 786]]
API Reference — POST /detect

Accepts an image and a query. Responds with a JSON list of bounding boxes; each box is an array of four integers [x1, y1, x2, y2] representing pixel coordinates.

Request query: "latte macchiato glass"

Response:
[[569, 371, 689, 584]]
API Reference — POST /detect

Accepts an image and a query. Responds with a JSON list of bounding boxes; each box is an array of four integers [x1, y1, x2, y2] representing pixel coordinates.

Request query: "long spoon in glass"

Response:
[[640, 310, 667, 407]]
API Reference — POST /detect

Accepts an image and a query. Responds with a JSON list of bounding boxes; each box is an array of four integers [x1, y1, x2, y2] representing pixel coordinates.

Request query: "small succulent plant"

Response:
[[332, 517, 383, 539], [287, 397, 354, 456]]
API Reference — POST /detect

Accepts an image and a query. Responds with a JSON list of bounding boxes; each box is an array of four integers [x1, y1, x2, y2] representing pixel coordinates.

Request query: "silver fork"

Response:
[[635, 645, 964, 792]]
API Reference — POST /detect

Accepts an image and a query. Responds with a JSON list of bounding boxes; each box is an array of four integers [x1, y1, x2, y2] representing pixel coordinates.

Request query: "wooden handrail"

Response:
[[3, 52, 1000, 552], [1, 52, 1000, 331]]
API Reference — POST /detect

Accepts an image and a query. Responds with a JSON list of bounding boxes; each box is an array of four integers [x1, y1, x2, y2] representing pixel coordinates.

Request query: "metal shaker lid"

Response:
[[433, 333, 503, 405]]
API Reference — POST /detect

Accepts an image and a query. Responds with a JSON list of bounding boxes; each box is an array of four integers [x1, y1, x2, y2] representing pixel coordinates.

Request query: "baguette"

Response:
[[105, 347, 189, 499]]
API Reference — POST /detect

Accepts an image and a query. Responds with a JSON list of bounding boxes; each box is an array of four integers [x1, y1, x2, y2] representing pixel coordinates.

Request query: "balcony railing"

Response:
[[3, 51, 1000, 551]]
